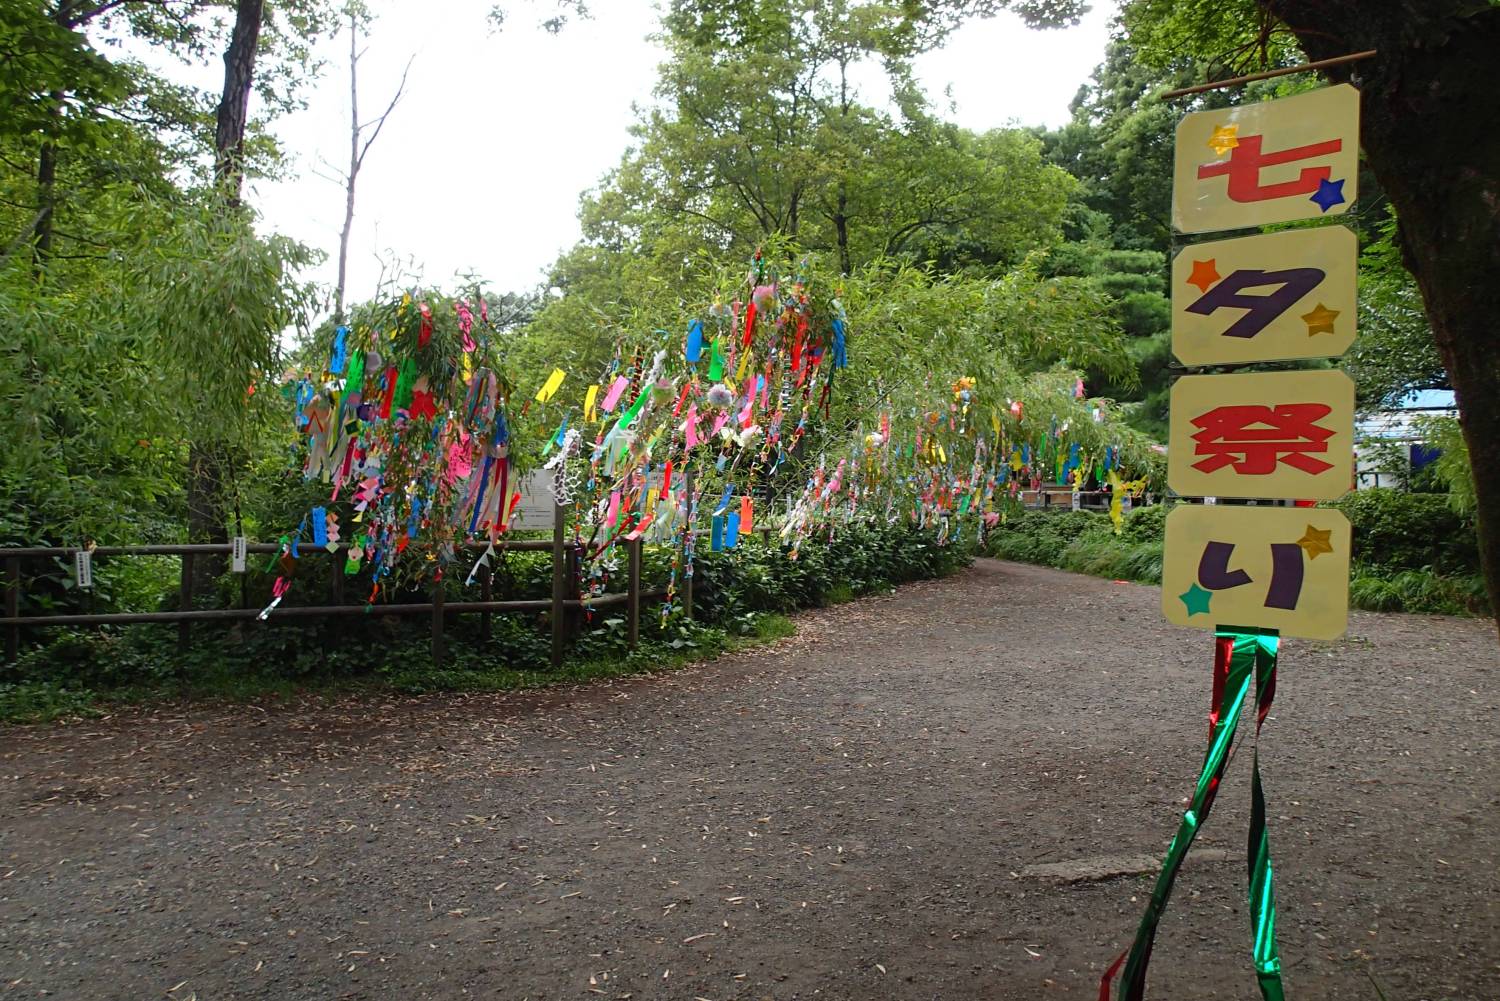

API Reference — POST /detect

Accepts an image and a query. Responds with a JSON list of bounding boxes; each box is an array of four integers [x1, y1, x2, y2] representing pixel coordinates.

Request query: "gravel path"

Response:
[[2, 559, 1497, 1001]]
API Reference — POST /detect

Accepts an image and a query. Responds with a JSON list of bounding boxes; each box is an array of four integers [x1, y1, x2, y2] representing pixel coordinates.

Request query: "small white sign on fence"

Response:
[[74, 550, 93, 590], [1071, 492, 1081, 511], [509, 471, 558, 530], [1204, 496, 1218, 505], [232, 536, 248, 573]]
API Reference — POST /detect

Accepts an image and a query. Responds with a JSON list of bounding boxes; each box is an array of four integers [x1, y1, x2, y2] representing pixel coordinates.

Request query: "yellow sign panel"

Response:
[[1172, 226, 1357, 367], [1168, 370, 1354, 501], [1163, 505, 1350, 639], [1173, 84, 1360, 234]]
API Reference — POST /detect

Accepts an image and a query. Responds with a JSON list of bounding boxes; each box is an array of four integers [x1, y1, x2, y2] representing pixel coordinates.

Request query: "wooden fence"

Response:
[[1, 502, 684, 669]]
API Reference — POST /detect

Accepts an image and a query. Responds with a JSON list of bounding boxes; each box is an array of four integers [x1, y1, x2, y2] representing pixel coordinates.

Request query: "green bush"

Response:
[[692, 521, 974, 621], [1329, 489, 1479, 575], [984, 500, 1487, 616], [1349, 569, 1488, 616], [3, 520, 970, 721], [987, 508, 1111, 565]]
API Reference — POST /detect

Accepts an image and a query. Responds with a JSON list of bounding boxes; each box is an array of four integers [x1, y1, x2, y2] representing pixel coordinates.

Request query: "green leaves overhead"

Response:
[[580, 0, 1078, 275]]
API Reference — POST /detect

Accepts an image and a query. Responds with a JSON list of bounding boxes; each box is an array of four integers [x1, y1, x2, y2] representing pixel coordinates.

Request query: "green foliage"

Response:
[[1348, 570, 1488, 617], [1, 199, 318, 545], [1414, 415, 1475, 516], [568, 0, 1078, 277], [0, 681, 101, 724], [693, 521, 974, 622], [1345, 215, 1447, 408], [1116, 0, 1300, 74], [986, 506, 1164, 582], [0, 521, 963, 721], [1329, 488, 1479, 576], [986, 498, 1486, 615]]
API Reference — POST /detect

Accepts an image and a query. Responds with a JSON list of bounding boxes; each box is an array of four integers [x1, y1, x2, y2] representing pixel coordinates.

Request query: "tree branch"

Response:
[[355, 53, 414, 173]]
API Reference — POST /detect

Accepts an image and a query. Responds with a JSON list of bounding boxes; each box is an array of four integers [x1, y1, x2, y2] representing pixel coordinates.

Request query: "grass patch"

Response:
[[1, 612, 800, 724], [4, 520, 971, 724], [0, 681, 104, 724]]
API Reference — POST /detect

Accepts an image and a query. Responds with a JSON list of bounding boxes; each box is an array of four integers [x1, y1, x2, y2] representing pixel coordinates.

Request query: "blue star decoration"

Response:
[[1310, 177, 1346, 212], [1179, 583, 1214, 617]]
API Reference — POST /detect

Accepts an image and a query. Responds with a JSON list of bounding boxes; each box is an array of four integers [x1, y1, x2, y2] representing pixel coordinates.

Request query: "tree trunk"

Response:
[[189, 0, 265, 593], [834, 186, 851, 276], [185, 443, 227, 600], [213, 0, 265, 203], [1266, 0, 1500, 632]]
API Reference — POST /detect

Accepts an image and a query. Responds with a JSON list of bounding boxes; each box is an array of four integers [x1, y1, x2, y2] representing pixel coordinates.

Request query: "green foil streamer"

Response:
[[1247, 636, 1284, 1000], [1108, 629, 1284, 1001]]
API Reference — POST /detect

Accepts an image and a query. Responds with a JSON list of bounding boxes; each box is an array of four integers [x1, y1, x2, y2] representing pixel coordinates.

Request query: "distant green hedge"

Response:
[[983, 495, 1486, 617], [1328, 489, 1479, 576]]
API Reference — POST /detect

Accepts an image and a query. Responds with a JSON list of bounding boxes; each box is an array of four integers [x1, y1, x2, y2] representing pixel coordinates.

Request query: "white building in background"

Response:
[[1354, 389, 1455, 489]]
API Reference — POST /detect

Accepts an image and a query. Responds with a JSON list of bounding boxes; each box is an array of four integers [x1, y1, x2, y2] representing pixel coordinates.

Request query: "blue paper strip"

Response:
[[686, 319, 705, 363]]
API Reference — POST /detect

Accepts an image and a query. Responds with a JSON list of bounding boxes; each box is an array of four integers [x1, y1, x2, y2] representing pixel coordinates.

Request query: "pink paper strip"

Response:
[[600, 376, 629, 413], [605, 490, 621, 527]]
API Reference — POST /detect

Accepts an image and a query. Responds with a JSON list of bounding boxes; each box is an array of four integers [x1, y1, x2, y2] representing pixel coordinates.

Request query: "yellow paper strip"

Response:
[[535, 368, 566, 404]]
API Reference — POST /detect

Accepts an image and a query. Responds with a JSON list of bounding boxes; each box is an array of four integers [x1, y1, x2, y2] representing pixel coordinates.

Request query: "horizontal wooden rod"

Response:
[[1161, 49, 1377, 99], [0, 539, 563, 559], [0, 590, 670, 628]]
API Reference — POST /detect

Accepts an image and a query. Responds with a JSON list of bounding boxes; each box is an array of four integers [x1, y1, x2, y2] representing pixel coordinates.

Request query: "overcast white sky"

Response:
[[246, 1, 1117, 315]]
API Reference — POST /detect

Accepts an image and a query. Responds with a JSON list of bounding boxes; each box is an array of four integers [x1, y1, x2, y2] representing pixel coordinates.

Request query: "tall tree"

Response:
[[1117, 0, 1500, 632], [185, 0, 268, 582], [575, 0, 1075, 278]]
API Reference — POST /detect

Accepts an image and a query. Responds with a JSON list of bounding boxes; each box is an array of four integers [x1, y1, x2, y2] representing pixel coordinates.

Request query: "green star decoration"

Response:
[[1180, 583, 1213, 617]]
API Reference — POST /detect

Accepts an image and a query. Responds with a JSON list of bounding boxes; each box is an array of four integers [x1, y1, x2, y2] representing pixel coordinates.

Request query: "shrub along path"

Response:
[[2, 560, 1496, 1000]]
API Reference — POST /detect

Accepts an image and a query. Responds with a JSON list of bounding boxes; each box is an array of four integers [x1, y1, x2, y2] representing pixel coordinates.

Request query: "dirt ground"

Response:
[[2, 559, 1497, 1001]]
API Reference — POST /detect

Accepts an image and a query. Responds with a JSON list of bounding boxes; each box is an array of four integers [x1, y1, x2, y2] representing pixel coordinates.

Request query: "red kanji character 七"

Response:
[[1197, 134, 1342, 203]]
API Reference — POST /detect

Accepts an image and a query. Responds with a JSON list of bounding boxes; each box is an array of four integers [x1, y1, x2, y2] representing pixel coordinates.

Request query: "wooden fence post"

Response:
[[4, 556, 19, 663], [550, 500, 566, 668], [178, 552, 193, 653], [327, 545, 344, 643], [681, 467, 695, 621], [431, 575, 445, 668], [480, 563, 493, 643], [627, 537, 642, 650], [330, 545, 345, 606]]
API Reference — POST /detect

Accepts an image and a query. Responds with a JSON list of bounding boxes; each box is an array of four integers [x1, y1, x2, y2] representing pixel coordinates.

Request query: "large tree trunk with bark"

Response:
[[213, 0, 265, 201], [1265, 0, 1500, 633], [188, 0, 265, 593]]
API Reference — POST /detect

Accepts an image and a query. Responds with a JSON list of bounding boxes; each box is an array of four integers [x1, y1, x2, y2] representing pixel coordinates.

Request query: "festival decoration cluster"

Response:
[[271, 253, 1154, 621]]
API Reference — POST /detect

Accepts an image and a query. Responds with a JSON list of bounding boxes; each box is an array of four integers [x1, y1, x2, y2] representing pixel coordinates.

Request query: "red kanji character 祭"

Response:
[[1190, 403, 1334, 475]]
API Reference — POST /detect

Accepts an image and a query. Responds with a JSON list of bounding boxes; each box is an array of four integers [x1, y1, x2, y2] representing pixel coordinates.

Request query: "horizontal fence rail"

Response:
[[2, 503, 674, 669]]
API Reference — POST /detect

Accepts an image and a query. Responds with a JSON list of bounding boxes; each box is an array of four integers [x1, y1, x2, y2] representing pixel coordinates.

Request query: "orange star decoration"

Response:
[[1301, 303, 1340, 336], [1207, 124, 1239, 156], [1187, 259, 1222, 294], [1296, 524, 1334, 560]]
